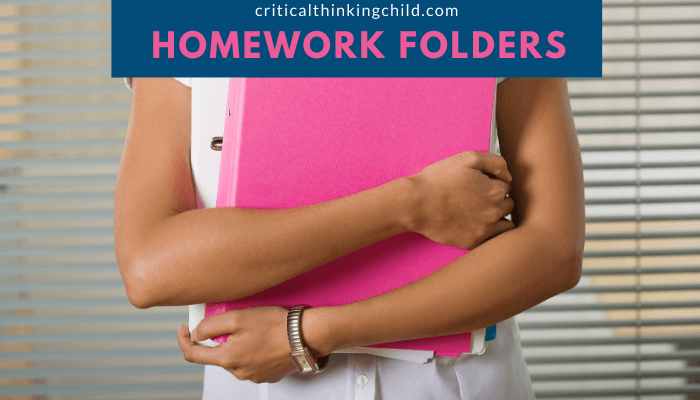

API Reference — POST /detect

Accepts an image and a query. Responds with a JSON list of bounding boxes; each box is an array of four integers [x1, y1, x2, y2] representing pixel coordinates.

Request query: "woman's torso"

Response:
[[182, 77, 534, 399]]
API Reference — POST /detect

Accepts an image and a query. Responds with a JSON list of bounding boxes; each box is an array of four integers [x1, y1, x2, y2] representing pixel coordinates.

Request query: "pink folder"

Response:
[[207, 78, 496, 357]]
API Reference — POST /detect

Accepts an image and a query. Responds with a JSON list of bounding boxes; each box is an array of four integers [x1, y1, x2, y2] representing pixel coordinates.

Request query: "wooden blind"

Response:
[[517, 1, 700, 398], [0, 1, 204, 398]]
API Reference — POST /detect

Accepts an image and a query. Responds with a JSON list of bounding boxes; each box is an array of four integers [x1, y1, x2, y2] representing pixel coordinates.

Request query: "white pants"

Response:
[[202, 317, 534, 400]]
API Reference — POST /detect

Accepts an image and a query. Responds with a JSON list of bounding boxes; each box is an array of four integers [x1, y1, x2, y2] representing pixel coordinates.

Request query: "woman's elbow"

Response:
[[123, 270, 159, 309], [560, 243, 584, 292], [116, 247, 162, 309], [553, 230, 585, 294]]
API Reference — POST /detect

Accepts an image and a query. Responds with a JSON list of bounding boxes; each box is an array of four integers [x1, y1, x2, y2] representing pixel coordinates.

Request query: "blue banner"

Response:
[[112, 0, 602, 78]]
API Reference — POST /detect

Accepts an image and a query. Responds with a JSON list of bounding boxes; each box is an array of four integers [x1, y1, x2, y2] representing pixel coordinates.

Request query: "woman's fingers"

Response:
[[468, 152, 512, 183], [487, 218, 516, 239], [499, 197, 515, 218], [191, 310, 238, 342], [490, 179, 510, 199], [226, 364, 297, 384], [177, 325, 226, 366]]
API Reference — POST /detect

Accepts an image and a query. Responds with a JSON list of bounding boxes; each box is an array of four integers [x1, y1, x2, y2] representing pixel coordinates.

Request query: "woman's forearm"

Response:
[[304, 222, 583, 357], [118, 176, 415, 308], [117, 78, 417, 309]]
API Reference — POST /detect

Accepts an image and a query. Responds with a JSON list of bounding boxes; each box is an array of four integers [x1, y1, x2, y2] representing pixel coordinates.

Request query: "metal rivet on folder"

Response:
[[211, 136, 223, 151], [228, 109, 231, 116]]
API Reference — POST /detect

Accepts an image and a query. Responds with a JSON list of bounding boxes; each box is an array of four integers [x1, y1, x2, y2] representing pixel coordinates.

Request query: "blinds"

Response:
[[0, 1, 205, 399], [516, 1, 700, 398], [1, 0, 698, 399]]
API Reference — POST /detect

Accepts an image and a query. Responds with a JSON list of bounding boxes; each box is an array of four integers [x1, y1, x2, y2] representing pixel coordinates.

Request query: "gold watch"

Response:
[[287, 305, 330, 374]]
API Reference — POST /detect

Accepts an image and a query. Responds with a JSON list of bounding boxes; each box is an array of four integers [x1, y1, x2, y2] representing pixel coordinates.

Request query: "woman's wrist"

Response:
[[300, 306, 344, 359], [387, 175, 423, 235]]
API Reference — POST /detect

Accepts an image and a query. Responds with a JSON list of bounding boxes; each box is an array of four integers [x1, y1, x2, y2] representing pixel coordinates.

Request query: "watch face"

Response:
[[292, 352, 316, 373]]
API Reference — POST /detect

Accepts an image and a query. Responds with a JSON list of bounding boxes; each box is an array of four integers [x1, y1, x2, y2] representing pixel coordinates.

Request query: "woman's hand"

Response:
[[176, 306, 304, 384], [405, 150, 515, 249]]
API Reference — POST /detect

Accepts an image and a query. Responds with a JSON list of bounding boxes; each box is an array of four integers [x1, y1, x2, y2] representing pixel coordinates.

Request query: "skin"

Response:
[[117, 77, 584, 385]]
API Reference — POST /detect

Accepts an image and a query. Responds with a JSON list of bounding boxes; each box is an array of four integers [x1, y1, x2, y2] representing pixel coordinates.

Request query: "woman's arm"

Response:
[[115, 78, 515, 309], [297, 77, 585, 355]]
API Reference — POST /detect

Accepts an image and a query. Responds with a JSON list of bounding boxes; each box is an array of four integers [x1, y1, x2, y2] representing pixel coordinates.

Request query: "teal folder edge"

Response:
[[485, 324, 497, 341]]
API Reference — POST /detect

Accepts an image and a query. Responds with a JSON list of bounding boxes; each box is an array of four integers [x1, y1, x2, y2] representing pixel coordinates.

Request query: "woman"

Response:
[[116, 77, 584, 399]]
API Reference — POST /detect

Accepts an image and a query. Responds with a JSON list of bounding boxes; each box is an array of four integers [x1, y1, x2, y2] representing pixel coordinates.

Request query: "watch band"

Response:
[[287, 304, 330, 374]]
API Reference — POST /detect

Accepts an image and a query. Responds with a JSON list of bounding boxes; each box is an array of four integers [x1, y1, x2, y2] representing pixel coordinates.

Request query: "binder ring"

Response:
[[210, 136, 223, 151]]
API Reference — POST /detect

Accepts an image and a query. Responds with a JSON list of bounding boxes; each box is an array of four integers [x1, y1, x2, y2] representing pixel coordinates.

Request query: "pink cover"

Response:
[[208, 78, 496, 358]]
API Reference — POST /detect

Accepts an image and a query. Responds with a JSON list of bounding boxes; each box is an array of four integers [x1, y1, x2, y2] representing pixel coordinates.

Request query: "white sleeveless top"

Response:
[[124, 77, 534, 400]]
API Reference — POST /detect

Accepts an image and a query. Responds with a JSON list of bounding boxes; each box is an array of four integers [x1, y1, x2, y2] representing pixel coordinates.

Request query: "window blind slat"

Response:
[[0, 194, 116, 204], [604, 1, 700, 7], [0, 85, 127, 96], [531, 300, 700, 311], [0, 31, 111, 42], [0, 139, 123, 149], [2, 0, 109, 5], [1, 383, 205, 397], [0, 211, 114, 221], [0, 103, 130, 114], [0, 175, 117, 185], [585, 196, 700, 204], [584, 178, 700, 186], [584, 248, 700, 257], [568, 283, 700, 293], [577, 73, 700, 79], [584, 161, 700, 169], [0, 122, 126, 134], [0, 157, 121, 168], [0, 228, 114, 238], [581, 143, 700, 151], [586, 214, 700, 222], [531, 367, 700, 381], [0, 49, 110, 60], [534, 385, 700, 399], [519, 318, 700, 329], [525, 351, 700, 364], [0, 67, 110, 78], [582, 265, 700, 275], [603, 18, 700, 25], [578, 126, 700, 134], [0, 14, 110, 24], [522, 335, 700, 347], [574, 107, 700, 116], [0, 366, 199, 380], [571, 89, 700, 97]]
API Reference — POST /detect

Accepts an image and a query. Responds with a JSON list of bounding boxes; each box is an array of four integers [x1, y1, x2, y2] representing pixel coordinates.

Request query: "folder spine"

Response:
[[216, 78, 247, 208]]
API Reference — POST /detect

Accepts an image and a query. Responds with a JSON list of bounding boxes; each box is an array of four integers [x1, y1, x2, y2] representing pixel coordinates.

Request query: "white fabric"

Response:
[[124, 76, 534, 399]]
